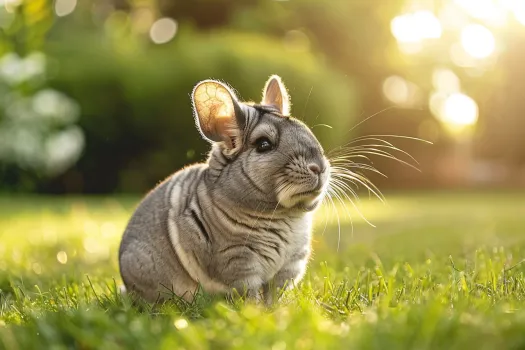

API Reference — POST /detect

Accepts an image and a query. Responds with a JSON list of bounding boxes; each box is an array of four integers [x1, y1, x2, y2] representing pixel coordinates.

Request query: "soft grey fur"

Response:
[[119, 75, 330, 303]]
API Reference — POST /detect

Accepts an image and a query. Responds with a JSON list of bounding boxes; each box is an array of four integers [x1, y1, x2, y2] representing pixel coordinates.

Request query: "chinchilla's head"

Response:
[[191, 75, 330, 213]]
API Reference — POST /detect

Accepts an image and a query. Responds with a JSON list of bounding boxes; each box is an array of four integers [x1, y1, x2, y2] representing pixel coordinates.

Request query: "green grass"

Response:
[[1, 191, 525, 349]]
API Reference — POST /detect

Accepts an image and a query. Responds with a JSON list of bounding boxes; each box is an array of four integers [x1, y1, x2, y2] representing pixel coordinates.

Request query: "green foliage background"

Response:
[[46, 27, 357, 192], [2, 0, 525, 193], [0, 0, 368, 193]]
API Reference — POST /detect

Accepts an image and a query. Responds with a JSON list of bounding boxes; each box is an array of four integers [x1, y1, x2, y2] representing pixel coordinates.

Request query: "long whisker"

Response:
[[332, 148, 421, 173], [326, 187, 351, 252], [331, 170, 385, 204], [302, 86, 313, 120], [325, 188, 342, 252], [331, 141, 421, 165], [329, 159, 387, 178], [343, 134, 432, 145], [319, 191, 331, 237], [329, 177, 361, 205], [311, 124, 333, 130], [317, 107, 431, 241], [344, 106, 398, 135], [329, 176, 377, 228]]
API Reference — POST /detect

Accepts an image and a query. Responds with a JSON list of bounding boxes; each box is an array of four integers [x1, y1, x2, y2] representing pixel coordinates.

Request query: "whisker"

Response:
[[329, 178, 376, 228], [332, 148, 421, 173], [318, 123, 431, 245], [331, 171, 385, 204], [329, 176, 361, 204], [331, 141, 420, 165], [344, 106, 398, 135], [311, 124, 333, 130], [330, 154, 373, 164], [328, 187, 353, 245], [345, 134, 432, 144], [318, 192, 330, 237], [325, 188, 342, 252], [302, 86, 313, 120], [329, 160, 387, 178], [329, 182, 357, 218]]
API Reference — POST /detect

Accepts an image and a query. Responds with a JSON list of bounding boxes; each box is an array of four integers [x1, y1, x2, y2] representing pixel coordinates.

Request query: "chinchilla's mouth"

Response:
[[290, 188, 325, 212], [292, 190, 321, 199], [294, 197, 322, 212]]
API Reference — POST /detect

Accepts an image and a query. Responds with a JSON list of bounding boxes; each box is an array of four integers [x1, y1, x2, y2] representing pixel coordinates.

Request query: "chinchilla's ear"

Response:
[[192, 80, 245, 151], [261, 75, 290, 116]]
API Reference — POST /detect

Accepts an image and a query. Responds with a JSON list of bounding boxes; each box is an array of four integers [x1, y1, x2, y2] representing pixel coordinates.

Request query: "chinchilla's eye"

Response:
[[255, 137, 273, 153]]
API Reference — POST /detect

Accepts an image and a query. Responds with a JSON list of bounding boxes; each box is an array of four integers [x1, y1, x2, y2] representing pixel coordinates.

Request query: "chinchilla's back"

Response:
[[118, 75, 331, 303]]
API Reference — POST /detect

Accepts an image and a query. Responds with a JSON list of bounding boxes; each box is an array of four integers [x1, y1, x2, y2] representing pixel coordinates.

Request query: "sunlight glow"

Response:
[[443, 93, 478, 126], [391, 10, 442, 44], [454, 0, 508, 26], [438, 3, 470, 30], [460, 24, 496, 59], [508, 0, 525, 25], [391, 15, 419, 43], [454, 0, 494, 19], [431, 92, 478, 127]]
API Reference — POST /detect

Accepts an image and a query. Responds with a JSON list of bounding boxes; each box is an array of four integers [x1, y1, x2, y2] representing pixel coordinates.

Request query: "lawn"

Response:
[[1, 191, 525, 349]]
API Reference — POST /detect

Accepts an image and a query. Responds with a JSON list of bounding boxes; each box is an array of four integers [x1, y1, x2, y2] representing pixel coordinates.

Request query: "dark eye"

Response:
[[255, 137, 273, 153]]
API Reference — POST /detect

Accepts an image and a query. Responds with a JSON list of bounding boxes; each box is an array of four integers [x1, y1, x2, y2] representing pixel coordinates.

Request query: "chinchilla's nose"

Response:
[[308, 163, 321, 175], [308, 161, 328, 192]]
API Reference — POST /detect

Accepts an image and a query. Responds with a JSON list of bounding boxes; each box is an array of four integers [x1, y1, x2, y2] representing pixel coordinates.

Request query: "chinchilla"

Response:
[[118, 75, 330, 304]]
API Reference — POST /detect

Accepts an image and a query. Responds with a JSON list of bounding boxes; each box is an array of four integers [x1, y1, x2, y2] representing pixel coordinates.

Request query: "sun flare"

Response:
[[460, 24, 496, 59]]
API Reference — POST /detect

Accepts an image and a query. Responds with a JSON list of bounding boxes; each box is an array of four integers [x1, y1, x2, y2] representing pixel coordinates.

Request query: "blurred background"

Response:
[[1, 0, 525, 195]]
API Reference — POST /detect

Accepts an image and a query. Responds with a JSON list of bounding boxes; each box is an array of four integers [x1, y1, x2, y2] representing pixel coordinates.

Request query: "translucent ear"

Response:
[[192, 80, 244, 150], [261, 75, 291, 116]]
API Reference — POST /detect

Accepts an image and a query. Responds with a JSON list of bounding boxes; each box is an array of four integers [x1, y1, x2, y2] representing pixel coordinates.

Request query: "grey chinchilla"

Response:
[[118, 75, 330, 304]]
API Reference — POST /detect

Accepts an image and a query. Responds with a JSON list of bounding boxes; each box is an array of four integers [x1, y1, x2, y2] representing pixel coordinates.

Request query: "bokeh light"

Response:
[[3, 0, 22, 12], [391, 10, 442, 44], [432, 68, 461, 93], [431, 91, 478, 129], [443, 93, 478, 126], [56, 251, 68, 264], [131, 8, 154, 34], [382, 75, 420, 107], [54, 0, 77, 17], [149, 17, 178, 44], [283, 30, 310, 53], [460, 24, 496, 59], [449, 43, 478, 67]]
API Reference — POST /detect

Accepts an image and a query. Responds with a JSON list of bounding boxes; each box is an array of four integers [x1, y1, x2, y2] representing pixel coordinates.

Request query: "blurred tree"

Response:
[[475, 34, 525, 168], [159, 0, 258, 29], [3, 0, 519, 193], [43, 22, 357, 193], [231, 0, 404, 113]]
